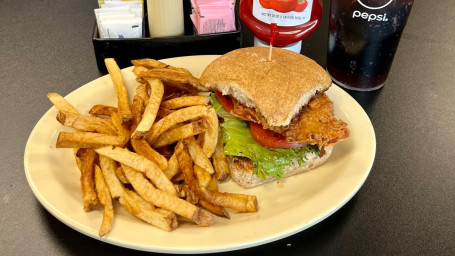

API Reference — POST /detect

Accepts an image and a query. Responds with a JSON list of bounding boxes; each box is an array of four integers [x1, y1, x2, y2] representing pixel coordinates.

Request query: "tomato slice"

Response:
[[249, 121, 308, 149], [216, 90, 308, 149], [215, 90, 234, 112]]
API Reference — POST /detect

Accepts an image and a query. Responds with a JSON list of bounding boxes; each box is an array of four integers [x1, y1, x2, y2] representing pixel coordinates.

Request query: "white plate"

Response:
[[24, 55, 375, 254]]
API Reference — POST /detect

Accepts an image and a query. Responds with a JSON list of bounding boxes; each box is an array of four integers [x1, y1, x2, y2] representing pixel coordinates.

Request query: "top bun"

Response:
[[200, 47, 331, 127]]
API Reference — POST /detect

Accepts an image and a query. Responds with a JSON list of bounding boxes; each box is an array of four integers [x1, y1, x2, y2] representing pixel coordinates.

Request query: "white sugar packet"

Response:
[[98, 13, 136, 38], [101, 1, 142, 8], [101, 17, 143, 39], [95, 1, 143, 38], [128, 5, 143, 18], [98, 0, 143, 7]]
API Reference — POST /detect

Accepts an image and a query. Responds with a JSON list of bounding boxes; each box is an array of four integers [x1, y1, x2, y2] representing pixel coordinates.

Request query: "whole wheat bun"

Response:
[[228, 145, 333, 188], [199, 47, 332, 127]]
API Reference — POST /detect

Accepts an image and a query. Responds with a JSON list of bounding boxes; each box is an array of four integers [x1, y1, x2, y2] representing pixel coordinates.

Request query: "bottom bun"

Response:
[[228, 145, 333, 188]]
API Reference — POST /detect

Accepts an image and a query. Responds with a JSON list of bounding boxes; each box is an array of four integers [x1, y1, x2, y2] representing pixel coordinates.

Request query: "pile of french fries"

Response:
[[47, 58, 258, 237]]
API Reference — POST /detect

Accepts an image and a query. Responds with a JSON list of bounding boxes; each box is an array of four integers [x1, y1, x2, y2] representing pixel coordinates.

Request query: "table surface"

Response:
[[2, 0, 454, 255]]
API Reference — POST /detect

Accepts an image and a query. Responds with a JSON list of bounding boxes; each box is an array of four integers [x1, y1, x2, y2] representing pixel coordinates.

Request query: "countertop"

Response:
[[1, 0, 454, 255]]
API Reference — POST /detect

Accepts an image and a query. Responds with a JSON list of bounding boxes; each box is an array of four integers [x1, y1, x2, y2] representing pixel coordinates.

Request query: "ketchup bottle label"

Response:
[[252, 0, 314, 26]]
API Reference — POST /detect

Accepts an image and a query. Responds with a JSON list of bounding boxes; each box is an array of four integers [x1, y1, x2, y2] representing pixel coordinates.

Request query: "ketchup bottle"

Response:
[[240, 0, 323, 53]]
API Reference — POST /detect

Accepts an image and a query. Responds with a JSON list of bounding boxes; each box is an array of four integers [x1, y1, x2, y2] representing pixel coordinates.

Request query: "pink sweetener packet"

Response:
[[197, 8, 235, 34], [190, 0, 236, 34], [200, 6, 235, 30], [195, 0, 233, 7], [190, 0, 201, 31], [196, 0, 234, 18], [190, 12, 199, 31]]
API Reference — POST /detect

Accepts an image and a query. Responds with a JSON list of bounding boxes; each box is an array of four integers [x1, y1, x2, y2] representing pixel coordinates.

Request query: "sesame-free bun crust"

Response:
[[228, 145, 333, 188], [200, 47, 332, 127]]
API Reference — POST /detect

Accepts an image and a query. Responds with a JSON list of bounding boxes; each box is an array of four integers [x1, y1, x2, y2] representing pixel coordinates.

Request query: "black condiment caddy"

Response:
[[92, 1, 241, 72]]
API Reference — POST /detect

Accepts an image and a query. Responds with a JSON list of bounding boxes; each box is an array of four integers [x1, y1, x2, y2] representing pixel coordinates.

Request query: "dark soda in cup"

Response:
[[326, 0, 414, 91]]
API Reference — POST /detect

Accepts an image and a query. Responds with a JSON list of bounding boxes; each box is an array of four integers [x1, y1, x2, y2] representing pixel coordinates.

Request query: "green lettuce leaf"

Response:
[[209, 93, 319, 180]]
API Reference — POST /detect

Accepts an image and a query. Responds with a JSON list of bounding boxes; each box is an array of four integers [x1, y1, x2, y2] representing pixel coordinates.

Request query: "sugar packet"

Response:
[[190, 0, 236, 35], [95, 0, 143, 39]]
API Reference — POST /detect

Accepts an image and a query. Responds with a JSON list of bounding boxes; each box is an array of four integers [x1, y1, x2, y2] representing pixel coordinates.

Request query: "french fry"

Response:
[[154, 145, 174, 159], [179, 169, 226, 219], [175, 141, 258, 213], [157, 106, 175, 119], [116, 166, 129, 184], [132, 59, 194, 81], [132, 66, 150, 76], [124, 188, 157, 211], [49, 57, 261, 233], [128, 189, 177, 220], [75, 148, 99, 211], [131, 138, 168, 171], [56, 111, 117, 135], [94, 164, 114, 237], [161, 96, 208, 109], [162, 90, 193, 102], [95, 146, 177, 197], [130, 95, 145, 133], [89, 104, 117, 117], [132, 192, 178, 224], [131, 58, 169, 69], [199, 186, 258, 213], [184, 136, 215, 175], [109, 111, 130, 143], [119, 189, 178, 231], [194, 165, 212, 189], [206, 175, 219, 192], [73, 148, 82, 170], [46, 92, 79, 114], [122, 165, 214, 226], [178, 184, 199, 204], [56, 131, 127, 148], [131, 78, 164, 139], [152, 119, 209, 148], [155, 208, 178, 220], [99, 154, 124, 198], [198, 199, 230, 219], [198, 107, 219, 158], [137, 68, 206, 93], [147, 105, 209, 144], [136, 83, 150, 106], [104, 58, 133, 125], [212, 129, 230, 181], [171, 172, 185, 183], [164, 153, 179, 179]]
